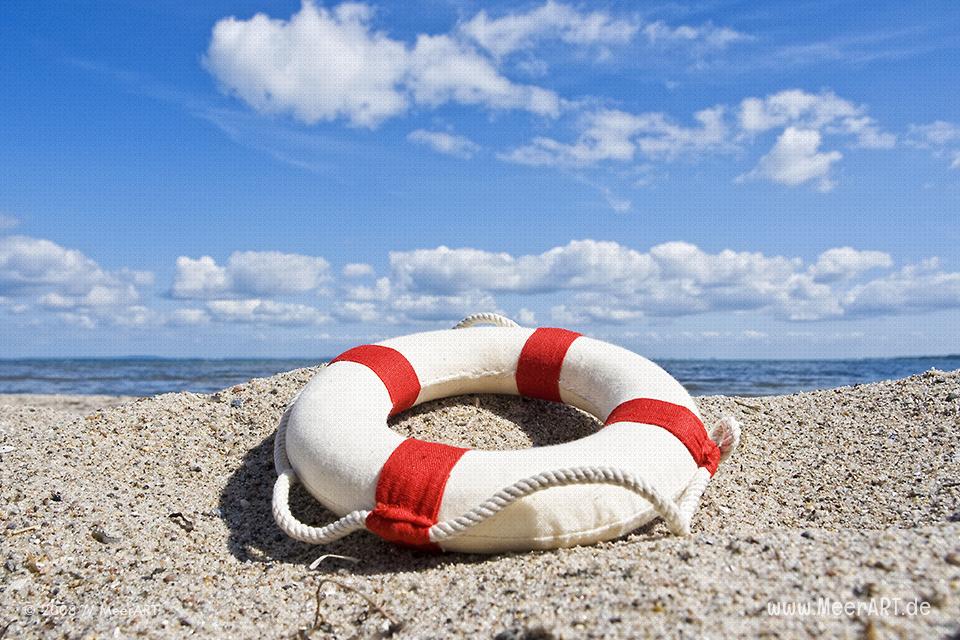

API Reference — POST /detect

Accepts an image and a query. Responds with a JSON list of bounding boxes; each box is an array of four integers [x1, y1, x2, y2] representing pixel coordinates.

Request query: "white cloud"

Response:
[[171, 256, 229, 299], [205, 1, 560, 128], [738, 127, 842, 191], [907, 121, 960, 169], [809, 247, 892, 282], [501, 89, 891, 190], [738, 89, 894, 149], [843, 259, 960, 315], [841, 116, 896, 149], [389, 291, 498, 321], [206, 299, 330, 326], [739, 90, 859, 134], [170, 308, 211, 326], [516, 307, 537, 325], [172, 251, 330, 299], [407, 129, 480, 159], [113, 305, 163, 328], [459, 1, 639, 58], [908, 121, 960, 147], [389, 240, 657, 295], [334, 301, 381, 323], [58, 312, 97, 330], [377, 239, 960, 323], [342, 262, 374, 277], [0, 235, 148, 311], [228, 251, 330, 295], [551, 304, 645, 324], [0, 214, 19, 230], [501, 106, 729, 167], [345, 276, 391, 301], [642, 21, 749, 50]]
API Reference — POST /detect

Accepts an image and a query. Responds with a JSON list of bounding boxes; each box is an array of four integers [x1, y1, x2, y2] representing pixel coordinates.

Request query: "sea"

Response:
[[0, 356, 958, 398]]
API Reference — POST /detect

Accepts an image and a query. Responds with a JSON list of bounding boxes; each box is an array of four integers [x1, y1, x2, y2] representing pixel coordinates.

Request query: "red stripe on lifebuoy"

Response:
[[516, 328, 582, 402], [605, 398, 720, 475], [366, 439, 468, 550], [331, 345, 421, 416]]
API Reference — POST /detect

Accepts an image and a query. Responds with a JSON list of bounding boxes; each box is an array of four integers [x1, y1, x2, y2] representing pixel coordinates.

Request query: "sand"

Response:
[[1, 371, 959, 639]]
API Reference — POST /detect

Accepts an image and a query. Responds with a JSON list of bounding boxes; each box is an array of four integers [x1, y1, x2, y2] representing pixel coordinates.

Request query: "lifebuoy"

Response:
[[273, 313, 739, 553]]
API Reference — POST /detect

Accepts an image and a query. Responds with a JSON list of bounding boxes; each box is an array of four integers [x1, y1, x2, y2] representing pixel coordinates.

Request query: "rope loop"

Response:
[[272, 404, 370, 544], [453, 313, 520, 329]]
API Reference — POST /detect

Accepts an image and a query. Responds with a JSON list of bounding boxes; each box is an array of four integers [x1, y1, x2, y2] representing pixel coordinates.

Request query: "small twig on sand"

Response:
[[7, 525, 39, 537], [734, 399, 761, 411], [307, 578, 402, 637]]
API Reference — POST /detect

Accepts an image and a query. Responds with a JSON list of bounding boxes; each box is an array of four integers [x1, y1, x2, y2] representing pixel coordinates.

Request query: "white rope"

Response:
[[453, 313, 521, 329], [272, 406, 370, 544], [429, 465, 691, 541]]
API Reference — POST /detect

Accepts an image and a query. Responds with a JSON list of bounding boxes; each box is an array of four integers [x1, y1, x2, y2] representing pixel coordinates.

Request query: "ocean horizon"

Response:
[[2, 355, 958, 398]]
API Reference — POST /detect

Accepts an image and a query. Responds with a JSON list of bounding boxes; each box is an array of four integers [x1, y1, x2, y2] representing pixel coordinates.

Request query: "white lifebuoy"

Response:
[[273, 314, 739, 554]]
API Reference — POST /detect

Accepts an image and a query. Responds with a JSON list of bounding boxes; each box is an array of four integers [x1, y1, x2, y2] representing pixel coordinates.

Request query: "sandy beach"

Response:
[[1, 371, 959, 639]]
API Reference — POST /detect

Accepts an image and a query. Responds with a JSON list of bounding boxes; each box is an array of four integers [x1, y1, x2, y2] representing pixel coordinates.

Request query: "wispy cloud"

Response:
[[0, 214, 19, 230], [907, 120, 960, 169], [502, 88, 895, 192], [642, 20, 751, 50], [407, 129, 480, 159], [458, 1, 640, 58], [770, 25, 952, 67]]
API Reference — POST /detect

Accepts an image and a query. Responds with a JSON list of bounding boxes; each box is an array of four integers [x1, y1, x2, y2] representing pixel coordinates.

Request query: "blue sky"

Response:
[[1, 0, 959, 358]]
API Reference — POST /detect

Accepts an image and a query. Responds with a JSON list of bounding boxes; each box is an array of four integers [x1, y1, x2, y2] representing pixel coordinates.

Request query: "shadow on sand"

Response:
[[219, 394, 652, 575]]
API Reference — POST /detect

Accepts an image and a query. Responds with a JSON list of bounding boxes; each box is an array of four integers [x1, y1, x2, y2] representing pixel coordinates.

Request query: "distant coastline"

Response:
[[1, 356, 958, 397]]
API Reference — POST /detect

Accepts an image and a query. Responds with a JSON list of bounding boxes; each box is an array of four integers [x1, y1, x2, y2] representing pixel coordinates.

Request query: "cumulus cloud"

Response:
[[502, 89, 893, 191], [516, 308, 537, 325], [843, 259, 960, 315], [172, 251, 330, 299], [740, 90, 857, 134], [375, 240, 960, 323], [333, 301, 381, 323], [169, 308, 211, 326], [389, 240, 657, 295], [342, 262, 374, 277], [501, 106, 729, 167], [908, 121, 960, 147], [10, 235, 960, 332], [0, 235, 149, 311], [206, 299, 330, 325], [738, 127, 842, 190], [389, 291, 498, 322], [205, 1, 560, 128], [407, 129, 480, 159], [459, 1, 639, 58], [735, 90, 894, 149], [809, 247, 892, 282]]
